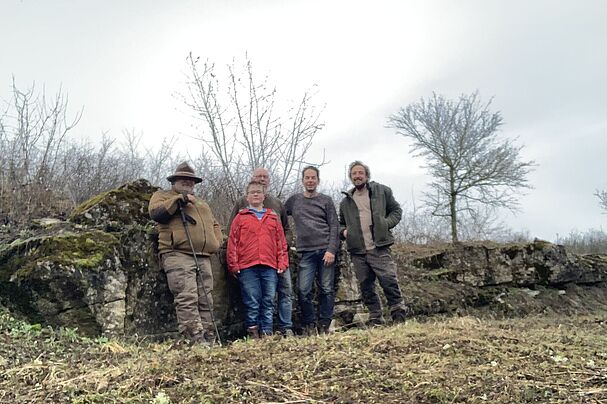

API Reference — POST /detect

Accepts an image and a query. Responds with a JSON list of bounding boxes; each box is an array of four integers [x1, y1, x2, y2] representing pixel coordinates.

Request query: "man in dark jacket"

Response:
[[149, 162, 223, 345], [339, 160, 408, 325], [228, 167, 294, 337]]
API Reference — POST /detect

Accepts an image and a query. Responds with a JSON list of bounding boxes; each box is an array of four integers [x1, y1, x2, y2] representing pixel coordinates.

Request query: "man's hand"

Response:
[[181, 192, 196, 204], [343, 229, 348, 238], [277, 267, 286, 274], [323, 251, 335, 266]]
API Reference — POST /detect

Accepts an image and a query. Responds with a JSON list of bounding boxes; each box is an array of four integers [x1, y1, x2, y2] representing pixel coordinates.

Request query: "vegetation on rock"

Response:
[[69, 179, 158, 228], [0, 231, 119, 282]]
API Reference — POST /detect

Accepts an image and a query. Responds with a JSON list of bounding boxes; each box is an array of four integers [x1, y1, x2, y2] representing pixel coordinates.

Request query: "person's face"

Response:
[[173, 178, 196, 194], [350, 165, 368, 187], [246, 184, 265, 206], [302, 169, 319, 193], [252, 169, 270, 187]]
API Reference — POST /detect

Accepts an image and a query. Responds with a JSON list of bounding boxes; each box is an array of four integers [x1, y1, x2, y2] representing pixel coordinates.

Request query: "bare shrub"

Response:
[[177, 54, 325, 205], [0, 80, 81, 223], [1, 69, 325, 227], [556, 228, 607, 254], [0, 81, 184, 224]]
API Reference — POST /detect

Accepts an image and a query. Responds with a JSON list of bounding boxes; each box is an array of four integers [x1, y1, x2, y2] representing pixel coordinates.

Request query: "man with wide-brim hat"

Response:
[[149, 162, 222, 346], [166, 162, 203, 184]]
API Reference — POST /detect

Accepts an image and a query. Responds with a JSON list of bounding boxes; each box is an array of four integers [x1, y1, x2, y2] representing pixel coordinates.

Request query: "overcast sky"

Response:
[[2, 0, 606, 240]]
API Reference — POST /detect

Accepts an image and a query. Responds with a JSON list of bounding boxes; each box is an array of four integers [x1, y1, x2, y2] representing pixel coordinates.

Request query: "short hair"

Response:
[[301, 165, 319, 179], [245, 180, 266, 194], [348, 160, 371, 179], [252, 167, 270, 179]]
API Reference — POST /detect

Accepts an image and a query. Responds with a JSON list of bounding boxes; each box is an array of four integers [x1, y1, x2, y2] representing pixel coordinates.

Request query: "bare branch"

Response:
[[388, 91, 536, 242], [177, 54, 325, 206], [595, 190, 607, 214]]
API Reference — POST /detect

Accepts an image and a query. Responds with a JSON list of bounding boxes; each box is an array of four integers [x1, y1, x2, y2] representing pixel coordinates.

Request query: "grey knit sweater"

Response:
[[285, 193, 339, 254]]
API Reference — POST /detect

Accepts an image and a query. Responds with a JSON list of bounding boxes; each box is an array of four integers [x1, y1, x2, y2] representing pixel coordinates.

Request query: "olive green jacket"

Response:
[[339, 181, 402, 254], [149, 190, 222, 256]]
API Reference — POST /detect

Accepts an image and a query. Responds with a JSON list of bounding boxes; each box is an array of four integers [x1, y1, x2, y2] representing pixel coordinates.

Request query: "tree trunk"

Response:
[[449, 169, 458, 242]]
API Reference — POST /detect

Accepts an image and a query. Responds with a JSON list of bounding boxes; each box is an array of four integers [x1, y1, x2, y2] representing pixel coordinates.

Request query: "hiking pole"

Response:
[[178, 197, 223, 347]]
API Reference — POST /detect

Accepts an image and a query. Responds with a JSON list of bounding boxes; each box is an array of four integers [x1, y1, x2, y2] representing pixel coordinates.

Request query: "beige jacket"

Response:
[[149, 190, 222, 256]]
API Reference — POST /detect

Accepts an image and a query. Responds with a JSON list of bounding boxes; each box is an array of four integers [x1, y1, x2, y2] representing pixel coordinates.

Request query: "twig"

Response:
[[245, 380, 322, 402], [577, 387, 607, 396]]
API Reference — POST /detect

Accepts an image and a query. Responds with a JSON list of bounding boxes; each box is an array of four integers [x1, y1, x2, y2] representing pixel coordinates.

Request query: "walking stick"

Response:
[[178, 198, 223, 347]]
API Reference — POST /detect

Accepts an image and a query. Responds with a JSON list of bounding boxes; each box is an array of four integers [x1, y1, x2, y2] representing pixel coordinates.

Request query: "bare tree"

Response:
[[388, 92, 535, 242], [595, 190, 607, 213], [178, 53, 325, 204], [0, 79, 82, 222]]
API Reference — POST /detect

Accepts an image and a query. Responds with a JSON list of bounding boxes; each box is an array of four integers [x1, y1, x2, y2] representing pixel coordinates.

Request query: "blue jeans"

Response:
[[277, 268, 293, 330], [297, 249, 335, 327], [238, 265, 278, 333]]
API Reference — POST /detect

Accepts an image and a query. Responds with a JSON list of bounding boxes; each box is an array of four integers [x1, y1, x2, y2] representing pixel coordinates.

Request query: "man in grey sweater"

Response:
[[285, 166, 339, 335]]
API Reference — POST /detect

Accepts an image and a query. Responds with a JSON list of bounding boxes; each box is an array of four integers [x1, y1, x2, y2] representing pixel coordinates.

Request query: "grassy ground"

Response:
[[1, 309, 606, 403]]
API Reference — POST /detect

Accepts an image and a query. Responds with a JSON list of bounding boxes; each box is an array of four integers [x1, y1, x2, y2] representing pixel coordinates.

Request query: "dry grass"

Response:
[[1, 310, 607, 403]]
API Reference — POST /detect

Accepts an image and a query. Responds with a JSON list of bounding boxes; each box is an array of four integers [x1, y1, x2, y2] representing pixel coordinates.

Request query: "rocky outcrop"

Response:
[[389, 242, 607, 319], [403, 241, 607, 286], [1, 179, 606, 339], [0, 230, 123, 335], [0, 181, 158, 336]]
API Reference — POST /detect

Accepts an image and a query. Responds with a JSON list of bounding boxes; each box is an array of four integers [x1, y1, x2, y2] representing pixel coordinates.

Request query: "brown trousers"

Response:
[[161, 251, 214, 336]]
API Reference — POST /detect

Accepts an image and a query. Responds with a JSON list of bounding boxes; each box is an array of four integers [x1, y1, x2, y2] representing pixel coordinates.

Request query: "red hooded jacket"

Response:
[[227, 208, 289, 274]]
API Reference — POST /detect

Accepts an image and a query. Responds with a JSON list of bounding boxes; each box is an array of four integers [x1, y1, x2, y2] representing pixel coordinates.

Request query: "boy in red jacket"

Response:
[[227, 181, 289, 338]]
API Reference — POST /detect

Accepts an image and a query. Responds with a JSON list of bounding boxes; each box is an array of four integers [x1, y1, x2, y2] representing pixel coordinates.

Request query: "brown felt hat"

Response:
[[167, 162, 202, 183]]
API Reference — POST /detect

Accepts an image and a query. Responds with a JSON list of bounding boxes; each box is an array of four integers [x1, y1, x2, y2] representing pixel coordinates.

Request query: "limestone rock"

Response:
[[0, 230, 123, 335], [69, 179, 156, 229]]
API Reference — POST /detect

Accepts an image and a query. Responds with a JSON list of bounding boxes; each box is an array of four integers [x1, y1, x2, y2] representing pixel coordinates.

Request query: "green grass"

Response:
[[1, 308, 606, 403]]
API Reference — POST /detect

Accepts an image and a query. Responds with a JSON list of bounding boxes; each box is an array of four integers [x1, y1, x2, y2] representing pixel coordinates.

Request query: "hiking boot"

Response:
[[246, 326, 260, 340], [279, 329, 295, 338], [260, 330, 273, 339], [203, 331, 217, 346], [318, 322, 331, 335], [391, 309, 408, 324], [367, 316, 385, 327], [303, 323, 318, 337], [189, 331, 213, 347]]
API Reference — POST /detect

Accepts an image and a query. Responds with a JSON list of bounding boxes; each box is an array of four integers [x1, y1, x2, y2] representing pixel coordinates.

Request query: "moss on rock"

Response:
[[0, 231, 119, 282], [69, 179, 158, 228]]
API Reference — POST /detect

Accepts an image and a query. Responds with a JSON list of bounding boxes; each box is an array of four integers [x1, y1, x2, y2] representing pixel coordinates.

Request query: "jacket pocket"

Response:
[[171, 227, 188, 250], [158, 229, 171, 249]]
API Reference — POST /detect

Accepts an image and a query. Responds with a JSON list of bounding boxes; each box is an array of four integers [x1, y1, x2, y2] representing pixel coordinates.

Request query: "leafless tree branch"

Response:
[[177, 53, 325, 205], [388, 91, 536, 242]]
